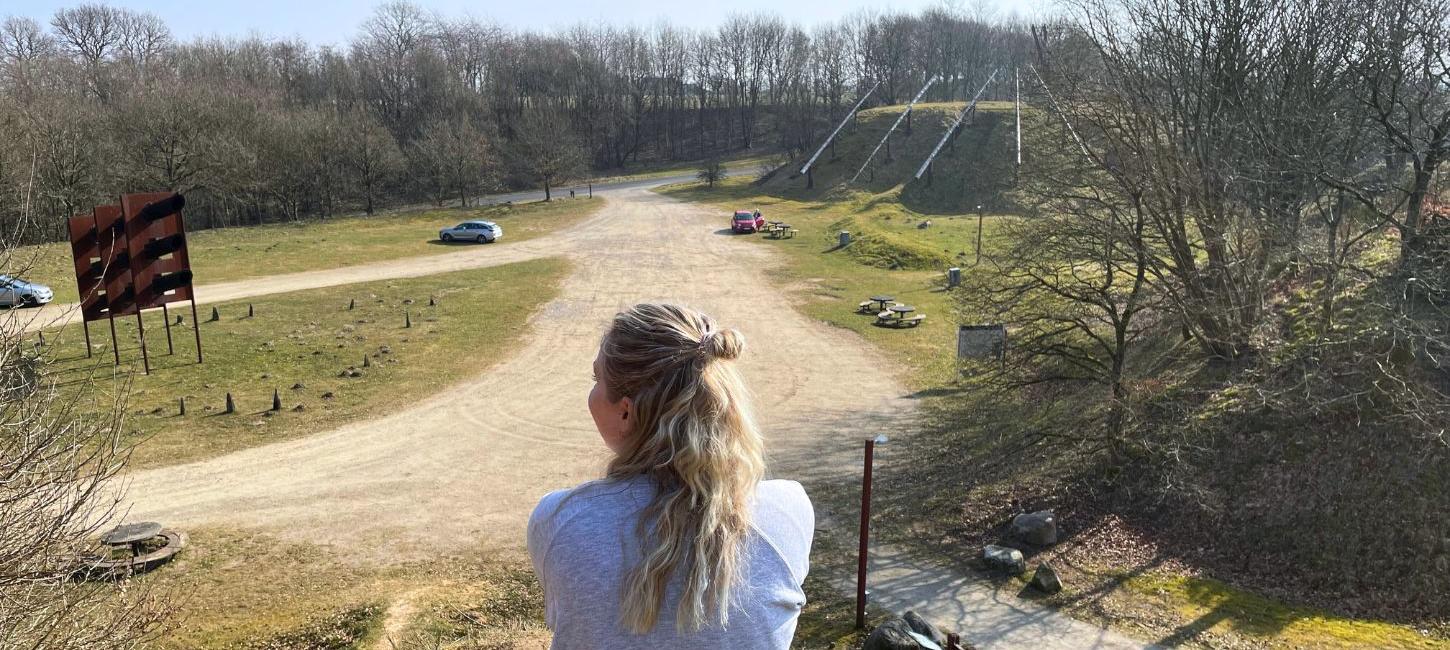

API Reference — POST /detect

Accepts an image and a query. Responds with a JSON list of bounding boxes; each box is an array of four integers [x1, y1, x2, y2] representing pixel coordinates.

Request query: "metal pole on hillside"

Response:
[[913, 69, 1000, 181], [856, 433, 888, 629], [850, 77, 938, 185], [801, 81, 882, 184], [1015, 68, 1022, 168]]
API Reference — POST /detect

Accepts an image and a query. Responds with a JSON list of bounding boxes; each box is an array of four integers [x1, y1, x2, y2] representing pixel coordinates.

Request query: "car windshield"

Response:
[[735, 214, 753, 220], [454, 223, 471, 229]]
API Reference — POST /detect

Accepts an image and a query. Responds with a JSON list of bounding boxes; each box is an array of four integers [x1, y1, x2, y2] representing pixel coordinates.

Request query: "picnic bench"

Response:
[[875, 304, 926, 327], [765, 223, 796, 239]]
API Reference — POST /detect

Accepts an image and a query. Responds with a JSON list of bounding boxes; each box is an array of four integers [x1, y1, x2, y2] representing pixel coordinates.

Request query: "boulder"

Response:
[[1030, 562, 1063, 594], [863, 618, 918, 650], [1010, 510, 1058, 546], [864, 617, 942, 650], [903, 610, 947, 648], [982, 545, 1026, 575]]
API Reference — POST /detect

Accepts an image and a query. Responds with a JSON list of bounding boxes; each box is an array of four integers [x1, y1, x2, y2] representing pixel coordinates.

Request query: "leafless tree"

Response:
[[0, 202, 173, 649]]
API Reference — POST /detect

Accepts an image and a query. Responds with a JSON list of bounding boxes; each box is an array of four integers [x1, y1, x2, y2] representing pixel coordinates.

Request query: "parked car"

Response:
[[732, 210, 763, 233], [439, 220, 503, 243], [0, 275, 54, 308]]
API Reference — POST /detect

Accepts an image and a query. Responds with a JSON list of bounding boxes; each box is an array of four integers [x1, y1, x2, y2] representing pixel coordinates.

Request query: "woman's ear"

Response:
[[620, 396, 634, 420]]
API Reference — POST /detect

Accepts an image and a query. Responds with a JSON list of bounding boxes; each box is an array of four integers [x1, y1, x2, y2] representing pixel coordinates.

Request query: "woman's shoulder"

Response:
[[530, 479, 649, 532], [757, 479, 811, 509], [753, 479, 813, 537], [751, 479, 814, 582]]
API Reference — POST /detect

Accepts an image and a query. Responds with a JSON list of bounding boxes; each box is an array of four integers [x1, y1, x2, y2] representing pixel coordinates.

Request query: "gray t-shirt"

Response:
[[527, 476, 814, 649]]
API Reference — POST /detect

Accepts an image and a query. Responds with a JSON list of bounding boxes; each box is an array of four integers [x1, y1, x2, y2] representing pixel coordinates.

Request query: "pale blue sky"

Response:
[[5, 0, 1050, 46]]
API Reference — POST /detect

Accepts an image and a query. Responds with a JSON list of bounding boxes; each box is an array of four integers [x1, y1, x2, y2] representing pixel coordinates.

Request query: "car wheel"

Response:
[[486, 236, 495, 244], [477, 235, 487, 243], [21, 295, 37, 307], [442, 233, 453, 242]]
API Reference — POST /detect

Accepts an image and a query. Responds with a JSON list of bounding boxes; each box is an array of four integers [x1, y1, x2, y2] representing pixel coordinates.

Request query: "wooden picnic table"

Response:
[[102, 522, 162, 557], [889, 305, 916, 317], [869, 295, 895, 312]]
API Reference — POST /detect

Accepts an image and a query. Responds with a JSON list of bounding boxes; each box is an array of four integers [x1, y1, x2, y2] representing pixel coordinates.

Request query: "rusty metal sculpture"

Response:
[[67, 192, 202, 372]]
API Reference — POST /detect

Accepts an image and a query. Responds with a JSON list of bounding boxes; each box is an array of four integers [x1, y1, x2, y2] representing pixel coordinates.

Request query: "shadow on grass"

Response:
[[427, 238, 494, 246]]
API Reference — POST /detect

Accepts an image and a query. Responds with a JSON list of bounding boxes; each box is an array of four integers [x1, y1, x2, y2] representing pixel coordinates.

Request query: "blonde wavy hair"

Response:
[[598, 303, 765, 634]]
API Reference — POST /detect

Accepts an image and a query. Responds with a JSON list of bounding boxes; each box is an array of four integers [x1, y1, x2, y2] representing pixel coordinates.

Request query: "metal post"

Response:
[[161, 303, 174, 354], [107, 313, 120, 366], [855, 437, 877, 629], [806, 168, 814, 189], [976, 206, 985, 266], [134, 309, 150, 374], [190, 299, 203, 362], [82, 320, 93, 358], [1015, 67, 1022, 168]]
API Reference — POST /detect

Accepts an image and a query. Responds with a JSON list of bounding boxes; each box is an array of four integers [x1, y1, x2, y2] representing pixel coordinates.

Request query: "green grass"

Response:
[[7, 198, 600, 304], [141, 528, 552, 650], [1120, 571, 1448, 649], [146, 528, 385, 649], [660, 176, 1012, 389], [38, 256, 569, 470], [587, 152, 778, 184], [761, 101, 1031, 215]]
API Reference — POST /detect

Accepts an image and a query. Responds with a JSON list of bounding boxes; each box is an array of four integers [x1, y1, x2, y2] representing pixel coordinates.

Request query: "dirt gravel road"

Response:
[[119, 187, 911, 556], [116, 187, 1152, 648]]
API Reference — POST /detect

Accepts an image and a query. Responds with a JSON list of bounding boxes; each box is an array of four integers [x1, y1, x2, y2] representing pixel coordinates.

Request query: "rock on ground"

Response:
[[983, 545, 1026, 575], [1030, 562, 1063, 594], [1010, 510, 1058, 546]]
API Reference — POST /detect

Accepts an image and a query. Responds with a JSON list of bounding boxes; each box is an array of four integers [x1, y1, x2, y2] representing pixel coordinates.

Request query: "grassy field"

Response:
[[142, 527, 554, 650], [657, 176, 1447, 650], [7, 198, 599, 304], [38, 256, 569, 470]]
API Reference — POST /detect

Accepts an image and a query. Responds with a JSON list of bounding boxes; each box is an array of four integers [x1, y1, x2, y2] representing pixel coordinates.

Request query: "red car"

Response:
[[732, 210, 765, 233]]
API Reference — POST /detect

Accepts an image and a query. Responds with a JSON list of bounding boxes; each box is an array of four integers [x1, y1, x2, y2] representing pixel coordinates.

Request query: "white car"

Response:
[[439, 220, 503, 243], [0, 275, 54, 308]]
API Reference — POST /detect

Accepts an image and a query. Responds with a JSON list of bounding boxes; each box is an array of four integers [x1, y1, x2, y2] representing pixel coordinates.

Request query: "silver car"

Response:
[[0, 274, 54, 308], [439, 220, 503, 243]]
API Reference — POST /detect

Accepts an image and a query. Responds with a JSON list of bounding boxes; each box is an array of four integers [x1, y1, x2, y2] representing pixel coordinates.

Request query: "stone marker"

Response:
[[839, 230, 852, 247], [904, 611, 947, 648], [864, 617, 936, 650], [1010, 510, 1058, 546], [947, 267, 961, 288], [349, 298, 356, 310], [210, 306, 219, 322], [178, 396, 185, 416], [224, 393, 235, 414], [1030, 562, 1063, 594], [271, 389, 281, 411], [362, 355, 371, 368], [983, 544, 1026, 575], [405, 310, 412, 328]]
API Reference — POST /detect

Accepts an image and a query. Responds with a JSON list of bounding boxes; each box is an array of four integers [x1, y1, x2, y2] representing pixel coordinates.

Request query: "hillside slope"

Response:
[[761, 101, 1025, 215]]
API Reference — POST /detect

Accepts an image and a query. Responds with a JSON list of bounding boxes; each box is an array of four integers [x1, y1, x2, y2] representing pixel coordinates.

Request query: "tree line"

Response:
[[0, 2, 1030, 243]]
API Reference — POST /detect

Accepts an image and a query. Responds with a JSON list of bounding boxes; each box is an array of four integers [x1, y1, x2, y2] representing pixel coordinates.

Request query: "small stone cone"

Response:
[[248, 304, 255, 318], [224, 392, 235, 414], [428, 296, 436, 306], [37, 332, 44, 346], [179, 396, 186, 416], [362, 355, 371, 368], [271, 389, 281, 411], [405, 310, 412, 328], [210, 306, 220, 322], [175, 314, 184, 325], [348, 298, 355, 310]]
